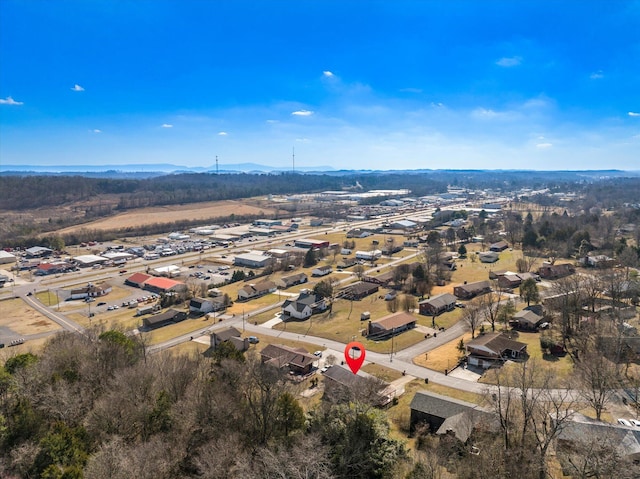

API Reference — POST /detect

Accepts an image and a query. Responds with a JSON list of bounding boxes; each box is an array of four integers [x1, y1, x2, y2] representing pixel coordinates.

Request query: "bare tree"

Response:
[[575, 346, 621, 421], [463, 302, 482, 338], [479, 287, 502, 331]]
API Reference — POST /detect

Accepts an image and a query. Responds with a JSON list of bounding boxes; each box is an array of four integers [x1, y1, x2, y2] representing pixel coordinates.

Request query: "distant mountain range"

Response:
[[0, 163, 335, 174]]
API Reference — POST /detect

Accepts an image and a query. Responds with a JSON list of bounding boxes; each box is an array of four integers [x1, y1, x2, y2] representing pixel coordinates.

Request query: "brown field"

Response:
[[55, 199, 276, 234], [0, 298, 62, 336]]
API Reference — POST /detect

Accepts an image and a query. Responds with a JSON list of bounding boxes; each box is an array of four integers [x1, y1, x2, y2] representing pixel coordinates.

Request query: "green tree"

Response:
[[5, 353, 38, 374], [519, 278, 540, 306], [304, 248, 318, 267], [457, 244, 467, 257], [212, 340, 246, 364], [275, 392, 305, 438], [313, 279, 334, 299]]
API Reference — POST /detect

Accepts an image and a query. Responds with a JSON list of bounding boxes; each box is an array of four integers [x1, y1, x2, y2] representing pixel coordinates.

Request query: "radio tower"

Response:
[[215, 155, 219, 175]]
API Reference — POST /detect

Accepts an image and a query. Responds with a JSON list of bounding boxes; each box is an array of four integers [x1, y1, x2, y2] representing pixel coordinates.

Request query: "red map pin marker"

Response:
[[344, 341, 366, 374]]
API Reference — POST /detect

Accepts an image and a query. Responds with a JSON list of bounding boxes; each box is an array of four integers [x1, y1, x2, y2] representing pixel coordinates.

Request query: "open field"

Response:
[[55, 199, 275, 234], [361, 363, 404, 383], [0, 298, 62, 336], [413, 332, 473, 373]]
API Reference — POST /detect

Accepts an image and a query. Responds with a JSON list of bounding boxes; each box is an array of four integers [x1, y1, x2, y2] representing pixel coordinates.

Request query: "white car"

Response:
[[630, 419, 640, 427], [617, 418, 632, 427]]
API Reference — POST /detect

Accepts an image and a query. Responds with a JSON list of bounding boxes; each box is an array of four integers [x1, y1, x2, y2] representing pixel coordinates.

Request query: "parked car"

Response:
[[630, 419, 640, 427], [97, 302, 107, 306], [618, 418, 632, 427], [313, 351, 323, 358], [248, 336, 260, 344]]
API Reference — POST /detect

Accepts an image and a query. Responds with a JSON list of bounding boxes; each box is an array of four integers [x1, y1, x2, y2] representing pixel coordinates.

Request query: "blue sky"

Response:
[[1, 0, 639, 170]]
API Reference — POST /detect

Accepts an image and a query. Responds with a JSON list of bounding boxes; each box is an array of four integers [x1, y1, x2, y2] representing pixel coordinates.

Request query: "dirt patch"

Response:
[[0, 298, 62, 335], [54, 200, 275, 234]]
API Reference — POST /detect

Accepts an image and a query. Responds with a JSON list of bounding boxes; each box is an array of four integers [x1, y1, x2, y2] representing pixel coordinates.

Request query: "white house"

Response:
[[281, 292, 327, 320], [312, 265, 333, 277], [237, 281, 277, 301], [189, 297, 225, 314], [355, 250, 382, 261]]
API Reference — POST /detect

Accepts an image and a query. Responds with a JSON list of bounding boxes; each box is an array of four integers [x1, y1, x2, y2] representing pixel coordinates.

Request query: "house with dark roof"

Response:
[[259, 344, 316, 375], [363, 270, 395, 286], [210, 326, 248, 351], [367, 311, 417, 338], [511, 309, 544, 331], [453, 280, 491, 300], [275, 272, 308, 289], [554, 412, 640, 472], [410, 390, 493, 442], [489, 240, 509, 252], [125, 272, 152, 288], [142, 308, 187, 329], [479, 251, 500, 263], [466, 332, 528, 369], [237, 280, 276, 301], [281, 291, 327, 320], [323, 365, 395, 407], [341, 281, 379, 300], [419, 293, 457, 316], [537, 262, 575, 279]]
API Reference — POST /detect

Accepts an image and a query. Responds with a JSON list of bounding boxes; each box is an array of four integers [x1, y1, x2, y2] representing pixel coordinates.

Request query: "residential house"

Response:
[[582, 254, 615, 268], [312, 265, 333, 277], [355, 250, 382, 261], [260, 344, 316, 375], [323, 365, 395, 407], [363, 270, 395, 286], [466, 332, 528, 369], [367, 311, 417, 338], [410, 390, 493, 441], [489, 240, 509, 252], [142, 308, 187, 329], [341, 281, 379, 301], [337, 257, 358, 270], [497, 273, 523, 289], [554, 412, 640, 472], [537, 262, 575, 280], [276, 272, 308, 289], [281, 291, 327, 320], [479, 251, 500, 263], [511, 309, 544, 331], [237, 280, 276, 301], [210, 326, 248, 352], [454, 280, 491, 300], [419, 293, 457, 316], [189, 296, 225, 315]]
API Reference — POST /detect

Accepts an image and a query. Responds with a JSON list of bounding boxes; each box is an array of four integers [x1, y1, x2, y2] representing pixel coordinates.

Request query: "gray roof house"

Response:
[[419, 293, 457, 316], [410, 390, 494, 442], [281, 292, 327, 321]]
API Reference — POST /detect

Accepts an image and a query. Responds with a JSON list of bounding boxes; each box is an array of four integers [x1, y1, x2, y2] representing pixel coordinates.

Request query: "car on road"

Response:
[[618, 418, 632, 427], [631, 419, 640, 427], [248, 336, 260, 344]]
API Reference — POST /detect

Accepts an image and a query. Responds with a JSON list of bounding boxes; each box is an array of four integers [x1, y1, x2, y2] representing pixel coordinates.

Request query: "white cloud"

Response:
[[161, 123, 173, 128], [71, 84, 85, 92], [0, 96, 24, 105], [291, 110, 314, 117], [629, 112, 640, 117], [471, 108, 499, 119], [536, 142, 553, 149], [590, 70, 604, 79], [323, 71, 334, 77], [295, 138, 309, 142], [266, 119, 279, 124], [400, 87, 423, 93], [91, 129, 102, 133], [496, 56, 522, 67], [218, 131, 228, 136]]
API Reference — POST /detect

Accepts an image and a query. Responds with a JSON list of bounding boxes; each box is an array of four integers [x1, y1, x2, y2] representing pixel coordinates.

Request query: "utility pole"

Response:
[[215, 155, 219, 175]]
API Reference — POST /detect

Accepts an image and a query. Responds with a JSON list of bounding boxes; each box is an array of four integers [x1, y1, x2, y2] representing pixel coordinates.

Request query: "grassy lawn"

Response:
[[274, 305, 426, 354], [36, 291, 60, 308], [361, 363, 405, 383], [146, 314, 218, 344], [0, 298, 62, 335], [413, 333, 473, 373]]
